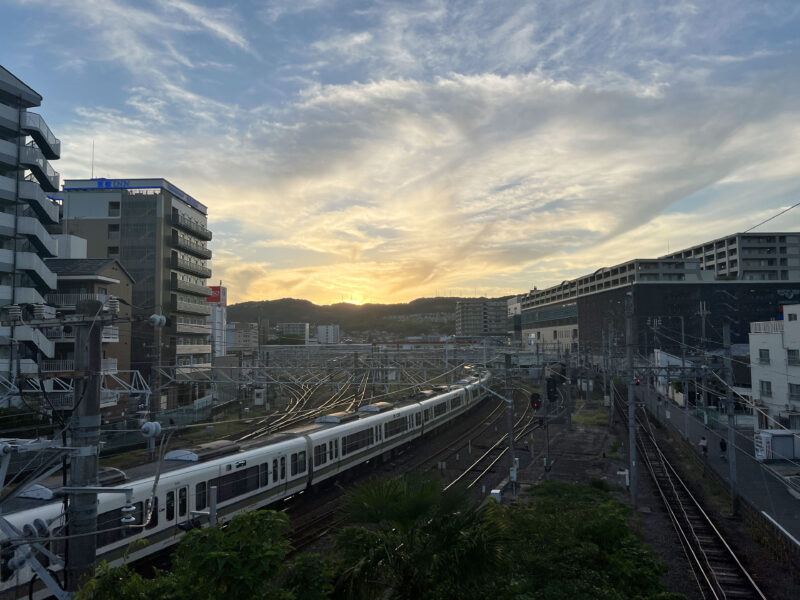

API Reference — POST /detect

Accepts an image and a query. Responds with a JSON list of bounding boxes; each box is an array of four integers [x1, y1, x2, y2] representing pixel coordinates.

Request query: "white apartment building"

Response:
[[226, 321, 258, 352], [507, 296, 521, 317], [749, 306, 800, 430], [317, 324, 340, 344], [0, 66, 61, 380]]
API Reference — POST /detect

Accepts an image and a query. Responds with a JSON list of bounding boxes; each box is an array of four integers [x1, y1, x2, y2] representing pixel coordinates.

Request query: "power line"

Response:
[[744, 200, 800, 233]]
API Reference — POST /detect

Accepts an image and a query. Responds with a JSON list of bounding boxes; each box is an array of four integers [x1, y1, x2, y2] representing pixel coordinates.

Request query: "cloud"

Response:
[[8, 0, 800, 304]]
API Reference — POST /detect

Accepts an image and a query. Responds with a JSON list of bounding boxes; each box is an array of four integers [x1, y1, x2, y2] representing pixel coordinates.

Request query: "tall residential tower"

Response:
[[0, 66, 61, 382]]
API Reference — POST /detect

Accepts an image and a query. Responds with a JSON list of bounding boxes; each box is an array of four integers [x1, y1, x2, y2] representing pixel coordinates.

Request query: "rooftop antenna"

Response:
[[91, 139, 95, 179]]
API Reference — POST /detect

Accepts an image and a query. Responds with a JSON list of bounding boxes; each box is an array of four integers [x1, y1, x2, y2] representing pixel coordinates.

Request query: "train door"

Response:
[[168, 485, 189, 531]]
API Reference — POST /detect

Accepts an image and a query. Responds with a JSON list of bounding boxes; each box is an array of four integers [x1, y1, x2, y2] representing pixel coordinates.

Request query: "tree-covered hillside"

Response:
[[227, 297, 493, 336]]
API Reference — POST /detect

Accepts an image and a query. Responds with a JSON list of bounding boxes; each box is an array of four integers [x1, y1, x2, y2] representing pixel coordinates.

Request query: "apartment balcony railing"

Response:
[[172, 278, 212, 297], [45, 293, 109, 309], [41, 358, 118, 374], [174, 213, 212, 241], [750, 321, 783, 334], [0, 176, 59, 224], [45, 326, 118, 343], [175, 323, 211, 335], [175, 343, 211, 355], [174, 299, 212, 316], [172, 255, 212, 278], [19, 144, 59, 191], [21, 112, 60, 159], [172, 232, 212, 259]]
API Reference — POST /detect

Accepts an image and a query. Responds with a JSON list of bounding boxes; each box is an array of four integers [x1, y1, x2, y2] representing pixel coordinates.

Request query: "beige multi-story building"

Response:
[[278, 322, 309, 344], [455, 298, 508, 337], [44, 258, 134, 416], [55, 178, 213, 408]]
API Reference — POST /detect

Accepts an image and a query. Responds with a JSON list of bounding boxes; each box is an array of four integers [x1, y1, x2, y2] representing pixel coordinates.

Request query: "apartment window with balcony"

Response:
[[108, 201, 120, 217], [789, 349, 800, 365], [759, 380, 772, 398], [108, 224, 119, 240], [790, 383, 800, 401], [759, 349, 770, 364]]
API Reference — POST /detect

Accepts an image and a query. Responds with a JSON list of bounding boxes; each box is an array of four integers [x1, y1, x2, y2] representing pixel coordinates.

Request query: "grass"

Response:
[[572, 400, 610, 426]]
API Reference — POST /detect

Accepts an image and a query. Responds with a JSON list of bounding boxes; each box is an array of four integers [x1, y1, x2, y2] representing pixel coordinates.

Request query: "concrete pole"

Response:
[[681, 317, 689, 439], [66, 301, 103, 591], [626, 295, 637, 509], [504, 354, 516, 469], [723, 324, 738, 515]]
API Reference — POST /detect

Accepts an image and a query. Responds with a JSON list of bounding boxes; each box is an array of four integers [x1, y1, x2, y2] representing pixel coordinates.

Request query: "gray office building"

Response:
[[660, 232, 800, 281], [56, 178, 212, 408], [0, 66, 61, 382]]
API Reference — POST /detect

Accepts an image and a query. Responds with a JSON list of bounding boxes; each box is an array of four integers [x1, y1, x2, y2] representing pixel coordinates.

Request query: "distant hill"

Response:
[[226, 297, 505, 337]]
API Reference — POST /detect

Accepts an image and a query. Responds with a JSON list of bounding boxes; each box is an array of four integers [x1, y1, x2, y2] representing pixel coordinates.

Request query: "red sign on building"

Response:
[[207, 285, 227, 306]]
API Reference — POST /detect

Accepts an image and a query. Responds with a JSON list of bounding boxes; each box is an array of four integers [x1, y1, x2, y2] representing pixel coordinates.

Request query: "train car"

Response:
[[0, 368, 492, 599]]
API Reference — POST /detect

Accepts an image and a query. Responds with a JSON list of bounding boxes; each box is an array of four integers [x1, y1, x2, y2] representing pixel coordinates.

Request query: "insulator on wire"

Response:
[[106, 296, 120, 315], [6, 305, 21, 321], [32, 304, 46, 319]]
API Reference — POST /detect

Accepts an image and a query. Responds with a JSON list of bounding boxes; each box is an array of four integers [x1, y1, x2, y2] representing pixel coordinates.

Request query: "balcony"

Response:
[[45, 292, 109, 309], [0, 176, 59, 224], [40, 358, 118, 374], [172, 231, 212, 259], [750, 321, 783, 334], [174, 299, 212, 316], [0, 324, 54, 357], [174, 212, 212, 241], [175, 343, 211, 355], [45, 390, 120, 410], [17, 215, 58, 256], [172, 277, 211, 297], [21, 112, 60, 159], [176, 322, 211, 335], [172, 255, 211, 278], [0, 285, 45, 306], [44, 325, 118, 343], [19, 144, 59, 191]]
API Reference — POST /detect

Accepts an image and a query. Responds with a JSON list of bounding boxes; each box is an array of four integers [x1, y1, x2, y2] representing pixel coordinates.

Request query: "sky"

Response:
[[3, 0, 800, 305]]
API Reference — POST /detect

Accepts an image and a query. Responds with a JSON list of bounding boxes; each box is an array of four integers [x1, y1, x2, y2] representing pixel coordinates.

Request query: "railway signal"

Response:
[[546, 377, 558, 401], [530, 392, 541, 411]]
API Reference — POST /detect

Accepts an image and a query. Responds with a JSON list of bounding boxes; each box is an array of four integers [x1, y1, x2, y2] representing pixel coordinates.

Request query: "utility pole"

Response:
[[66, 300, 103, 592], [699, 301, 710, 409], [602, 328, 608, 404], [681, 316, 689, 439], [626, 294, 637, 509], [504, 354, 516, 471], [723, 324, 738, 515]]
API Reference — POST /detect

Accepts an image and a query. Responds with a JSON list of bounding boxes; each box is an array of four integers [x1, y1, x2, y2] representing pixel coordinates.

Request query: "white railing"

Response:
[[750, 321, 784, 334], [45, 293, 109, 307]]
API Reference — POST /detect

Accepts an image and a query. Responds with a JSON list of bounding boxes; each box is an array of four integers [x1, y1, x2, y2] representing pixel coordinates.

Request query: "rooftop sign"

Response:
[[62, 178, 208, 215]]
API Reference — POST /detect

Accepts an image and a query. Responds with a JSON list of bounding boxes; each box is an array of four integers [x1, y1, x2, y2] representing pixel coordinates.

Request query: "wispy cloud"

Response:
[[5, 0, 800, 303]]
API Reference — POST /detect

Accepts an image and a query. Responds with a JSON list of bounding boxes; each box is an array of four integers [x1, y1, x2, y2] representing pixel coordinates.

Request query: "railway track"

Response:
[[612, 389, 766, 600]]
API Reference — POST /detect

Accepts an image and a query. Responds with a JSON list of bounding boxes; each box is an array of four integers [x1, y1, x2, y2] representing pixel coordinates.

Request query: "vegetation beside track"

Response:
[[79, 473, 684, 600]]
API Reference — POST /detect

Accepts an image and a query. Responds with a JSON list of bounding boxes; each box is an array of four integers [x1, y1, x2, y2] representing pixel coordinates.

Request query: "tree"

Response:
[[331, 472, 501, 600], [76, 510, 331, 600]]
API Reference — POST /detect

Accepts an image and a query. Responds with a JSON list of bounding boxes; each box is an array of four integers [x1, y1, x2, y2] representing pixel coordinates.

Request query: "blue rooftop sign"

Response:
[[62, 178, 208, 215]]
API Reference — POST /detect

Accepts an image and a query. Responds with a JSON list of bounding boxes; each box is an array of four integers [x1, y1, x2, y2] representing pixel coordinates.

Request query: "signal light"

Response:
[[530, 392, 541, 411]]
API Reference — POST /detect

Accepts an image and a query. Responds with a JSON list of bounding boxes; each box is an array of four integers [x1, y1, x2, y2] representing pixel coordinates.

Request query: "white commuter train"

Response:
[[0, 369, 492, 599]]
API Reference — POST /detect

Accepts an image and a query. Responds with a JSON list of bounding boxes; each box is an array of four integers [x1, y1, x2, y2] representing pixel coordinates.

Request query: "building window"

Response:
[[789, 383, 800, 400], [107, 224, 119, 240], [107, 246, 119, 258], [789, 313, 798, 322], [759, 380, 772, 398], [108, 201, 120, 217], [789, 349, 800, 365], [758, 349, 770, 365]]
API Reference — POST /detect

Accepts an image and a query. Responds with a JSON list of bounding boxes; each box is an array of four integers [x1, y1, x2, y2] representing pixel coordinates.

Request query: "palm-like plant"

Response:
[[332, 472, 501, 600]]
